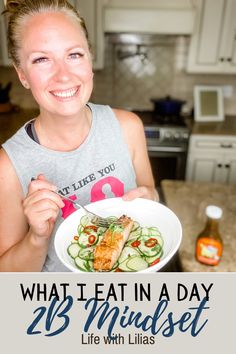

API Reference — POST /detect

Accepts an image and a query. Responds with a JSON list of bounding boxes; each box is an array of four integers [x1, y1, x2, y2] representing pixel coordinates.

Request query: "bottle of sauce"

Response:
[[196, 205, 223, 266]]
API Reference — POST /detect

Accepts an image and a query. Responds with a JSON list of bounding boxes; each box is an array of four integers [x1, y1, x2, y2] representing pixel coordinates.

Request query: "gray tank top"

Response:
[[2, 103, 137, 271]]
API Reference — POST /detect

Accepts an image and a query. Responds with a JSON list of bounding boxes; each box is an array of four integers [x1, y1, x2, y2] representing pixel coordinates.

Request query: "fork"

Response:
[[31, 177, 116, 227], [55, 191, 118, 228]]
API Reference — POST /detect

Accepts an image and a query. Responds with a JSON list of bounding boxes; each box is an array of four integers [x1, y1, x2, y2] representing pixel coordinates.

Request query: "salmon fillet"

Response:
[[94, 215, 134, 271]]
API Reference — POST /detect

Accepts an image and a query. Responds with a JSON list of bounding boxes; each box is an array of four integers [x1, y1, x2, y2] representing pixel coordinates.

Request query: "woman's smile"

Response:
[[50, 86, 80, 100]]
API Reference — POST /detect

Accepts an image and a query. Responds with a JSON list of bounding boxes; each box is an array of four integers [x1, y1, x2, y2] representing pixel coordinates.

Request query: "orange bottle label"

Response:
[[196, 237, 223, 265]]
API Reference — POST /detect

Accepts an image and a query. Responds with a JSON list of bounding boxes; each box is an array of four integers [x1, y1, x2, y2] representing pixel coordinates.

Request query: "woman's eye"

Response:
[[69, 52, 84, 59], [32, 57, 48, 64]]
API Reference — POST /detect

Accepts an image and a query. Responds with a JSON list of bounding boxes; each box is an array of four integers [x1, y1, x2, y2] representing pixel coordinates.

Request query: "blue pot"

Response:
[[151, 95, 186, 116]]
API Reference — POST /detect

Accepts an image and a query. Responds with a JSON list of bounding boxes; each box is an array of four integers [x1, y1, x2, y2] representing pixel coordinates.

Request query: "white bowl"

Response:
[[54, 197, 182, 273]]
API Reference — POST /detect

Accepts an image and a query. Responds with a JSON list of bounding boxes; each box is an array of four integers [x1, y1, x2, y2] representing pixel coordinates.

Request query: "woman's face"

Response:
[[16, 11, 94, 117]]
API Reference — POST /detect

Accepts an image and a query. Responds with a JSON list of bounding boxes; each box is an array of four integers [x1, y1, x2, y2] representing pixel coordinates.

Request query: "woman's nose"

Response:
[[53, 61, 71, 82]]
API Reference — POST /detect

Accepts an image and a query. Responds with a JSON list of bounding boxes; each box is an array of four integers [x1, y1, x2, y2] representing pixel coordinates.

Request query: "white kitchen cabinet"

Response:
[[73, 0, 108, 70], [0, 0, 11, 66], [187, 0, 236, 74], [104, 0, 194, 34], [186, 135, 236, 184]]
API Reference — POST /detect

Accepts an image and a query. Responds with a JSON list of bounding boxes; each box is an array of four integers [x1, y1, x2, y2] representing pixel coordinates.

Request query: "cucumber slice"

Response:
[[146, 228, 163, 247], [77, 232, 90, 248], [144, 234, 164, 248], [118, 258, 134, 272], [138, 239, 161, 257], [85, 260, 94, 272], [78, 231, 99, 248], [118, 246, 140, 264], [139, 229, 164, 246], [127, 256, 148, 271], [155, 235, 164, 247], [145, 249, 164, 264], [141, 227, 150, 237], [74, 257, 88, 272], [77, 224, 84, 235], [79, 248, 94, 261], [67, 243, 80, 258], [128, 229, 141, 241], [80, 215, 90, 228], [149, 227, 161, 236]]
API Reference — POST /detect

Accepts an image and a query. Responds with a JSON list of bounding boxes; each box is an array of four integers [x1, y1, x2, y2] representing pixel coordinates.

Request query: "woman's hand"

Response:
[[122, 186, 159, 202], [23, 174, 64, 240]]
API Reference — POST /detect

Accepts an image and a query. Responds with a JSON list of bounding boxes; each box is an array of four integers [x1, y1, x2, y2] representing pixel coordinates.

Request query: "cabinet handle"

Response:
[[225, 164, 230, 168], [219, 57, 225, 62], [227, 58, 232, 62], [217, 163, 222, 168], [220, 143, 233, 148]]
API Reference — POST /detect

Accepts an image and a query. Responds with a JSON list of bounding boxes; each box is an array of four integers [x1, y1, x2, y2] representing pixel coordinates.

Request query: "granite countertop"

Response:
[[189, 115, 236, 136], [161, 179, 236, 272], [0, 107, 39, 145]]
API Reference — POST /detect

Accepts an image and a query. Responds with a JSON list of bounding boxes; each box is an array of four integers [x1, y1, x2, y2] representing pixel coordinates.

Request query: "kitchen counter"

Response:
[[190, 115, 236, 136], [161, 179, 236, 272], [0, 107, 39, 145]]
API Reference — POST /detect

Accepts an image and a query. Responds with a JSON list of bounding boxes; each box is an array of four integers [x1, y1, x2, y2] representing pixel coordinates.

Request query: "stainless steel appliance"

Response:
[[133, 110, 190, 188]]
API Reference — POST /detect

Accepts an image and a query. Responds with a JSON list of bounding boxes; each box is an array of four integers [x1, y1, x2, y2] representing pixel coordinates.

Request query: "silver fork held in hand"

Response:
[[56, 192, 114, 227], [31, 177, 116, 227]]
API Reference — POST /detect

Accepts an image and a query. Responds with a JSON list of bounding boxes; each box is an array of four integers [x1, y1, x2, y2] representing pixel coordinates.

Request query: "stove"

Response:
[[133, 110, 190, 151], [133, 110, 191, 185]]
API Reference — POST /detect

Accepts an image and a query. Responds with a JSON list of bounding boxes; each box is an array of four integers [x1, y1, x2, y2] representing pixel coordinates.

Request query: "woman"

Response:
[[0, 0, 158, 272]]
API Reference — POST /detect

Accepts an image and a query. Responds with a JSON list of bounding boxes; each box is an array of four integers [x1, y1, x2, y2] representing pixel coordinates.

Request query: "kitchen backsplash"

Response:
[[1, 34, 236, 115], [92, 34, 236, 115]]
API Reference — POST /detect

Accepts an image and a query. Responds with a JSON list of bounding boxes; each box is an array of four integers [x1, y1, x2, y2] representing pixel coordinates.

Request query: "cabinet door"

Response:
[[225, 153, 236, 184], [219, 0, 236, 69], [188, 152, 222, 182], [187, 150, 234, 183], [187, 0, 236, 73], [186, 144, 236, 184], [74, 0, 107, 69], [0, 1, 11, 66]]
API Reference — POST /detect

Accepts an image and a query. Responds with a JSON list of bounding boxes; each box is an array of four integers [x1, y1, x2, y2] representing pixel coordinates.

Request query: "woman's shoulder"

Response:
[[89, 103, 143, 125], [0, 147, 12, 166], [89, 103, 145, 138], [111, 108, 146, 160], [0, 148, 23, 195], [0, 147, 16, 175], [112, 108, 144, 133]]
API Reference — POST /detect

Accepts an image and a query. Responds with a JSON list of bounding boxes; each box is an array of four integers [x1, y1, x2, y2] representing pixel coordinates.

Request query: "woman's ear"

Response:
[[13, 64, 30, 89]]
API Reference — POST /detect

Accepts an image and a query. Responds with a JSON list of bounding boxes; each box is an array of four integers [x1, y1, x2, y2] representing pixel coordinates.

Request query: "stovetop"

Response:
[[132, 110, 190, 148], [133, 110, 188, 127]]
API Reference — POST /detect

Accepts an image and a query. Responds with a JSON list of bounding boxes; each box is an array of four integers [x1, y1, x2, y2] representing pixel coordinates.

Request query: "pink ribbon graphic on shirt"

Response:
[[90, 176, 124, 202]]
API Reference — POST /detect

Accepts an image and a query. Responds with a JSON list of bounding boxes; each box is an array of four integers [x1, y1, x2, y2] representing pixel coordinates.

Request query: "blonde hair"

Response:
[[3, 0, 90, 66]]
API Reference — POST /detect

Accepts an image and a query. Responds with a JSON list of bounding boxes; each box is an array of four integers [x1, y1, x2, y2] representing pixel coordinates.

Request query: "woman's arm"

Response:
[[0, 149, 63, 271], [113, 109, 159, 202]]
